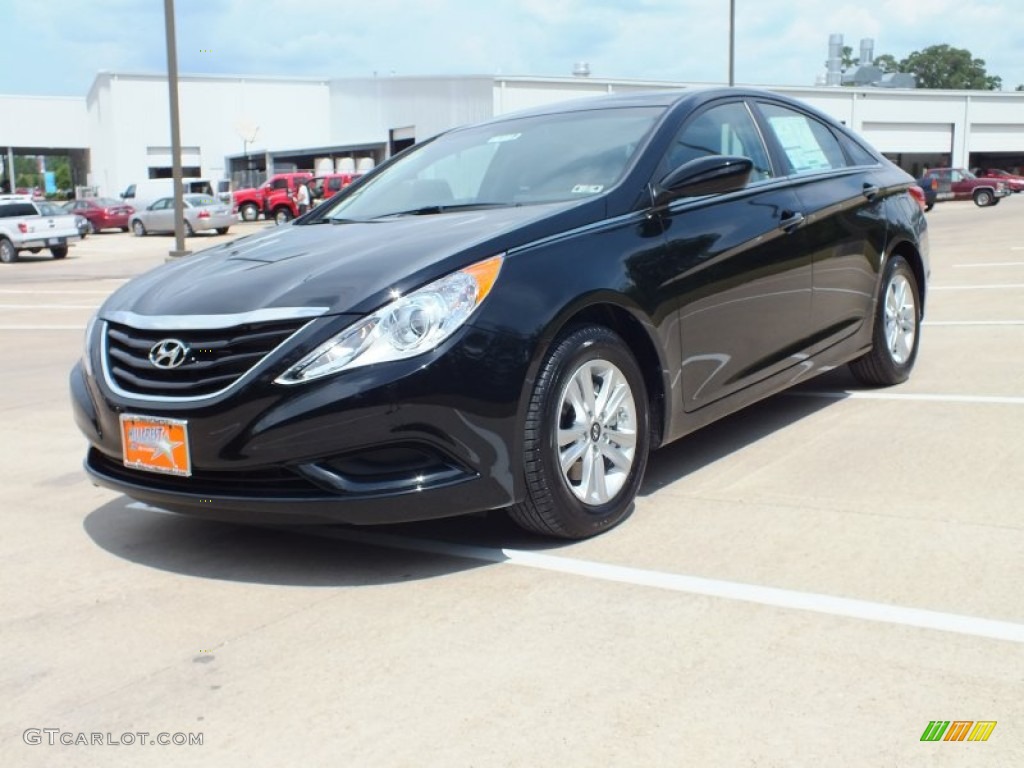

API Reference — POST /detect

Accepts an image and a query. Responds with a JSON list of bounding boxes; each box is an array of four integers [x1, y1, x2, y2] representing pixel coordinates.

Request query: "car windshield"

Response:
[[185, 194, 217, 206], [325, 106, 664, 221]]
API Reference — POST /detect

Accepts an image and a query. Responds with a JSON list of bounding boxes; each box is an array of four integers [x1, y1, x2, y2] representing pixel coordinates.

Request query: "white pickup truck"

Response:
[[0, 196, 82, 263]]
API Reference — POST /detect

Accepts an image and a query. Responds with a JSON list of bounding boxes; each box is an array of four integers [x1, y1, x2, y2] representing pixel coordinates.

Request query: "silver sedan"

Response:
[[130, 194, 234, 237]]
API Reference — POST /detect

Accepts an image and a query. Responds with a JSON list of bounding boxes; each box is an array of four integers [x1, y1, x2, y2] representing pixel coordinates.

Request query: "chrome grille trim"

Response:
[[100, 313, 323, 403]]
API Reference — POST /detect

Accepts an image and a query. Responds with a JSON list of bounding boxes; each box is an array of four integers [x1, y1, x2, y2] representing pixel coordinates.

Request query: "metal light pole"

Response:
[[728, 0, 736, 86], [163, 0, 190, 259]]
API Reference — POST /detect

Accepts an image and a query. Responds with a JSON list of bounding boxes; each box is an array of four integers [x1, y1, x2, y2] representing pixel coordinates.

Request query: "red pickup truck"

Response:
[[233, 172, 313, 223], [918, 168, 1010, 208]]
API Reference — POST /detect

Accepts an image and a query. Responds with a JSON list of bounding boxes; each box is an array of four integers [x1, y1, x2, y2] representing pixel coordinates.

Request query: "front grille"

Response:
[[105, 318, 307, 398]]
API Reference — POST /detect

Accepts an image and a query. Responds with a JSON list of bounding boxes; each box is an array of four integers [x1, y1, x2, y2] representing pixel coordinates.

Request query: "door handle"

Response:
[[779, 211, 805, 233], [862, 183, 880, 200]]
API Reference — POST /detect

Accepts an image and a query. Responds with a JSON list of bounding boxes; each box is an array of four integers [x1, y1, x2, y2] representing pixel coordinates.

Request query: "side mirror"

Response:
[[653, 155, 753, 207]]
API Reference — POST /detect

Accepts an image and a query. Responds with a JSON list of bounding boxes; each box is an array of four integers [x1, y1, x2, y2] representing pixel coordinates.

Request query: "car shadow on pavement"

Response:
[[641, 372, 852, 496], [82, 499, 495, 587], [82, 370, 854, 587]]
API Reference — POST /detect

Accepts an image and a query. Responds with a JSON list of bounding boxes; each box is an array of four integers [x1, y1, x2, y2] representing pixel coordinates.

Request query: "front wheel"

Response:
[[508, 325, 650, 539], [849, 255, 921, 386], [974, 189, 994, 207], [273, 208, 292, 225], [132, 219, 146, 237], [0, 238, 17, 263]]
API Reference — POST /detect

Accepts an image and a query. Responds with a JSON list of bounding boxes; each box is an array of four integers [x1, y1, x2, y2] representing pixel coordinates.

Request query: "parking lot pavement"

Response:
[[2, 201, 1022, 766]]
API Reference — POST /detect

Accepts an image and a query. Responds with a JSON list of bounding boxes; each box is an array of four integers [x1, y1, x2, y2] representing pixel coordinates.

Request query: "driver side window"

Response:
[[663, 102, 773, 182]]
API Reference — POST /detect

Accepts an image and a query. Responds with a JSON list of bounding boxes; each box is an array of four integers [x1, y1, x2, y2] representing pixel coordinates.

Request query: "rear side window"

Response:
[[759, 103, 847, 175], [0, 203, 38, 217]]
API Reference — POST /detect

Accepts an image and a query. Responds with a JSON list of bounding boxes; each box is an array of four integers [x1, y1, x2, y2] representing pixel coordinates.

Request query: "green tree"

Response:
[[900, 44, 1001, 90], [872, 53, 900, 74], [841, 45, 857, 72]]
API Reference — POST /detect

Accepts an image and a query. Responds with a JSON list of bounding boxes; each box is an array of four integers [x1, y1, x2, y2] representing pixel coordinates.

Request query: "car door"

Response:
[[657, 100, 812, 411], [148, 198, 174, 233], [753, 100, 887, 352]]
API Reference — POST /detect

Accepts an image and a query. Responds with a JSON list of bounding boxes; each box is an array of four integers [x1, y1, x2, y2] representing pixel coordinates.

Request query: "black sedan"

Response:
[[71, 88, 929, 539]]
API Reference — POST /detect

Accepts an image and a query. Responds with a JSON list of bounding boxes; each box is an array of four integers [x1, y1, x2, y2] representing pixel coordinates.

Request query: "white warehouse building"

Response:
[[2, 71, 1024, 198]]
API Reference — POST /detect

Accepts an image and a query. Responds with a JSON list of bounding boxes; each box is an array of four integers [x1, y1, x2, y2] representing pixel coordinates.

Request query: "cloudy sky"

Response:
[[3, 0, 1023, 96]]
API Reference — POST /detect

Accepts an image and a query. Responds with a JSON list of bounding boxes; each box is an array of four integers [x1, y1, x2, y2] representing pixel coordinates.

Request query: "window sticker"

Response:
[[571, 184, 604, 194], [769, 116, 830, 172]]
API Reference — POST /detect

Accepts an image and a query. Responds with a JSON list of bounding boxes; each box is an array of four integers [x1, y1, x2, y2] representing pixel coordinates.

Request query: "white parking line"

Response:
[[121, 501, 1024, 643], [0, 289, 114, 294], [953, 261, 1024, 268], [790, 391, 1024, 405], [0, 304, 98, 310], [930, 284, 1024, 291], [0, 325, 84, 330], [925, 319, 1024, 325], [318, 527, 1024, 644]]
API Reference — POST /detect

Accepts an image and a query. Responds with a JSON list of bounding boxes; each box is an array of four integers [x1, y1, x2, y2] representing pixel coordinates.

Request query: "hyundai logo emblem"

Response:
[[149, 339, 190, 369]]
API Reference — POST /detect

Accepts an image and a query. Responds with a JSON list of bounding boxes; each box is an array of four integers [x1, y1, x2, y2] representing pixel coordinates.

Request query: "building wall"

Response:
[[0, 94, 88, 148], [85, 73, 332, 197], [329, 76, 495, 147], [9, 73, 1024, 198]]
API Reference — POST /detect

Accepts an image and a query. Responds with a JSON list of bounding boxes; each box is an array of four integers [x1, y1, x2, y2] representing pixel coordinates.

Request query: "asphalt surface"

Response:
[[1, 202, 1022, 767]]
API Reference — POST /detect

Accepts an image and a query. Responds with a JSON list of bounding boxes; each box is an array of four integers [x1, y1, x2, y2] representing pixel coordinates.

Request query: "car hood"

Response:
[[100, 202, 594, 319]]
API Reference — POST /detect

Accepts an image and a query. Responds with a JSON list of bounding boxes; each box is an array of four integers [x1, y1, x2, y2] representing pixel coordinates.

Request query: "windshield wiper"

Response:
[[373, 202, 515, 219]]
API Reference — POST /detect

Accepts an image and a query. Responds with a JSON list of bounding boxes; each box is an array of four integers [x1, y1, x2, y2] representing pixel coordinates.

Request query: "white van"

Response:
[[120, 178, 214, 209]]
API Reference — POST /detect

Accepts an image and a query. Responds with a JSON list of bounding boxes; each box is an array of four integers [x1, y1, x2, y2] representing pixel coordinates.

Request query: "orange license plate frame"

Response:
[[120, 414, 192, 477]]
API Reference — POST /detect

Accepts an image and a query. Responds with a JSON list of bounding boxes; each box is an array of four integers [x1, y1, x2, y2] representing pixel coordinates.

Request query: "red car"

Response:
[[311, 172, 362, 202], [65, 197, 134, 233], [918, 168, 1009, 207], [974, 168, 1024, 193]]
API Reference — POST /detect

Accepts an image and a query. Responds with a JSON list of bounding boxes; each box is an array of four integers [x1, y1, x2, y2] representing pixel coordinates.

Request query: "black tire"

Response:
[[849, 255, 921, 386], [973, 189, 994, 207], [0, 238, 16, 264], [924, 202, 934, 212], [132, 219, 146, 237], [216, 227, 230, 235], [273, 207, 292, 225], [120, 227, 129, 233], [184, 221, 195, 237], [508, 325, 650, 539], [86, 220, 96, 235], [50, 245, 68, 259], [240, 203, 259, 222], [29, 247, 41, 254]]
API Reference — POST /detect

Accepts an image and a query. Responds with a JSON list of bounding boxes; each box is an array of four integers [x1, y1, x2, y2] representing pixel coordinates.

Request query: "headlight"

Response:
[[83, 313, 99, 376], [276, 254, 503, 384]]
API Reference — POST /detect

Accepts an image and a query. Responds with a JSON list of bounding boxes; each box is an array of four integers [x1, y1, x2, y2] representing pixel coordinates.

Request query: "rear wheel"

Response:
[[849, 255, 921, 386], [184, 221, 195, 237], [0, 238, 16, 264], [216, 227, 230, 235], [86, 220, 96, 235], [50, 245, 68, 259], [240, 203, 259, 222], [508, 325, 650, 539], [132, 219, 146, 237], [924, 202, 934, 212], [973, 189, 994, 207]]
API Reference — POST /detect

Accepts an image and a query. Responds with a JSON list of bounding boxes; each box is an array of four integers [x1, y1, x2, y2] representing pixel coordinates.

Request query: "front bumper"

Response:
[[71, 323, 530, 526]]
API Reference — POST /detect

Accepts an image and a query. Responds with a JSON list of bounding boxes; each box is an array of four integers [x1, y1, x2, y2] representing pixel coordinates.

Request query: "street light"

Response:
[[728, 0, 736, 86], [163, 0, 189, 259]]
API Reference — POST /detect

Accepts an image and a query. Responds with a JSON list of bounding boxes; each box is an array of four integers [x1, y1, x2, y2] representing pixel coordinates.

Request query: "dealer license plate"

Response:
[[120, 414, 192, 477]]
